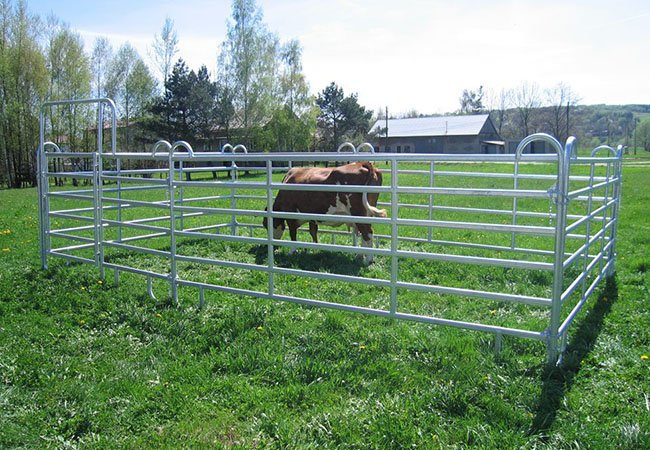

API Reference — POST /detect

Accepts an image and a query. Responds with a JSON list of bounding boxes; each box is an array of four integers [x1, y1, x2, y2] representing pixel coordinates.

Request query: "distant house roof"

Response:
[[369, 114, 491, 138]]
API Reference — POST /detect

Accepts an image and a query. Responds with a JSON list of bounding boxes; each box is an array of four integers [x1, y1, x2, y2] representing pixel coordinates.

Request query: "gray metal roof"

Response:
[[369, 114, 490, 138]]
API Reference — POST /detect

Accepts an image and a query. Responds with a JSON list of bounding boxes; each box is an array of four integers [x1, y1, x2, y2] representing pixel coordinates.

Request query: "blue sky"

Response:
[[27, 0, 650, 114]]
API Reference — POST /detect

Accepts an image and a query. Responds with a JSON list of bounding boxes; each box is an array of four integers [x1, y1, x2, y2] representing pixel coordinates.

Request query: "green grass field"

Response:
[[1, 160, 649, 448]]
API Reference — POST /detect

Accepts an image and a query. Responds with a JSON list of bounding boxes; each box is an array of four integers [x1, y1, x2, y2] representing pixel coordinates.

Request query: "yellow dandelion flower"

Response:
[[359, 344, 366, 350], [97, 280, 103, 285], [256, 326, 263, 331], [81, 286, 86, 290], [641, 355, 649, 361], [155, 313, 162, 318]]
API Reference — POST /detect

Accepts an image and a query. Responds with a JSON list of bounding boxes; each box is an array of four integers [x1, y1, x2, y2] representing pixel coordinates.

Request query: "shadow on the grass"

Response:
[[529, 275, 618, 437], [250, 244, 364, 277]]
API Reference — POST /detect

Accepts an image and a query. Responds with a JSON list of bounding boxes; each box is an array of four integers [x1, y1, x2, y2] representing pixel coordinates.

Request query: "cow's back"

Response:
[[282, 166, 335, 185]]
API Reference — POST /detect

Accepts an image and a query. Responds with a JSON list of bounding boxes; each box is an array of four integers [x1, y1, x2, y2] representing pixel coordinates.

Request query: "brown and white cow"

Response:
[[263, 161, 386, 264]]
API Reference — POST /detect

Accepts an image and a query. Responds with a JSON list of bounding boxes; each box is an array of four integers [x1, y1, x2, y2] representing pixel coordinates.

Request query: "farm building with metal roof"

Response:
[[368, 114, 506, 154]]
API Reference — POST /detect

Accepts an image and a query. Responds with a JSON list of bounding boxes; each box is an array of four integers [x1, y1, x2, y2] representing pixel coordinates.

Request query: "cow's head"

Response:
[[262, 207, 286, 239]]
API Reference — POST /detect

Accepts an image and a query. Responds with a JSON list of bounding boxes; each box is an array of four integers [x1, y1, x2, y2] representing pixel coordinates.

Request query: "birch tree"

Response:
[[0, 0, 47, 187], [217, 0, 279, 138], [106, 43, 156, 149], [151, 17, 178, 87], [91, 37, 112, 98]]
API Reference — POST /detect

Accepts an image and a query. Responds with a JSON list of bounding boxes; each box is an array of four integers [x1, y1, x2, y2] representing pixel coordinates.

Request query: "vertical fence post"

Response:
[[95, 104, 104, 279], [608, 146, 624, 276], [168, 150, 178, 305], [510, 156, 520, 250], [580, 159, 596, 300], [514, 133, 567, 363], [598, 160, 612, 275], [547, 136, 574, 363], [390, 158, 399, 316], [37, 109, 48, 270], [230, 158, 238, 236], [96, 135, 105, 281], [266, 160, 275, 297], [92, 151, 100, 269], [428, 161, 435, 243], [179, 160, 185, 231], [99, 99, 116, 282]]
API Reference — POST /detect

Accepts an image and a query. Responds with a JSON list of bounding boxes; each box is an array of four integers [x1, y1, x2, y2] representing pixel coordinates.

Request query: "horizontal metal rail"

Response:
[[49, 211, 95, 222], [565, 198, 617, 233], [567, 177, 620, 200], [101, 197, 170, 210], [103, 219, 171, 234], [48, 223, 95, 234], [49, 232, 96, 244], [46, 171, 95, 179], [48, 191, 95, 201], [559, 259, 614, 337], [103, 241, 171, 259], [50, 241, 95, 252], [395, 248, 553, 271], [102, 151, 561, 163], [103, 262, 169, 280], [44, 151, 96, 159], [49, 251, 95, 265], [101, 175, 169, 185], [395, 280, 551, 307], [176, 278, 547, 340], [561, 239, 613, 303], [563, 223, 612, 269], [396, 169, 606, 183]]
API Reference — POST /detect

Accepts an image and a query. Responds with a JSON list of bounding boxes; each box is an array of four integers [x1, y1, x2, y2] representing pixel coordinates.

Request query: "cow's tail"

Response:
[[362, 191, 387, 217], [361, 162, 387, 217]]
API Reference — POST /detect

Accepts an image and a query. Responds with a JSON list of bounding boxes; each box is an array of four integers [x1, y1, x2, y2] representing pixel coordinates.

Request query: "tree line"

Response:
[[0, 0, 371, 188], [1, 0, 648, 189], [455, 84, 646, 150]]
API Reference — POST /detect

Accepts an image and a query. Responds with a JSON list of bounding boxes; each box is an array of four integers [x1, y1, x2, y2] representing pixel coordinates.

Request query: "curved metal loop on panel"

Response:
[[514, 133, 563, 160], [220, 143, 248, 154], [41, 98, 118, 154], [171, 140, 194, 157], [151, 140, 172, 156], [356, 142, 375, 153], [337, 142, 356, 153], [42, 141, 63, 153], [590, 144, 617, 157]]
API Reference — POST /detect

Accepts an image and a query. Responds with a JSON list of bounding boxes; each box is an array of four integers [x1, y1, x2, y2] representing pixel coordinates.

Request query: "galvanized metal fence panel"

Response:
[[38, 99, 623, 363]]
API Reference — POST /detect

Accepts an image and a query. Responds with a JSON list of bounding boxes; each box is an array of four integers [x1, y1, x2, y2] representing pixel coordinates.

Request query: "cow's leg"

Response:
[[357, 224, 374, 265], [350, 224, 359, 247], [288, 220, 299, 254], [309, 221, 319, 243]]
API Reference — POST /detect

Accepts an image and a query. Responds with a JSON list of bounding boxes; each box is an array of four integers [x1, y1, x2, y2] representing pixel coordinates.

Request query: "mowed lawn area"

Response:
[[0, 161, 648, 449]]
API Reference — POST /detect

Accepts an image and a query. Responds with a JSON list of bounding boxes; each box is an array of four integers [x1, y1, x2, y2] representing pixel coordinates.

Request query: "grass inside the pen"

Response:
[[1, 159, 649, 449]]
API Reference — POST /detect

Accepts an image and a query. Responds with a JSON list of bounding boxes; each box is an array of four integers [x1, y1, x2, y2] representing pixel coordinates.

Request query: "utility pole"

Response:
[[385, 106, 389, 152]]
